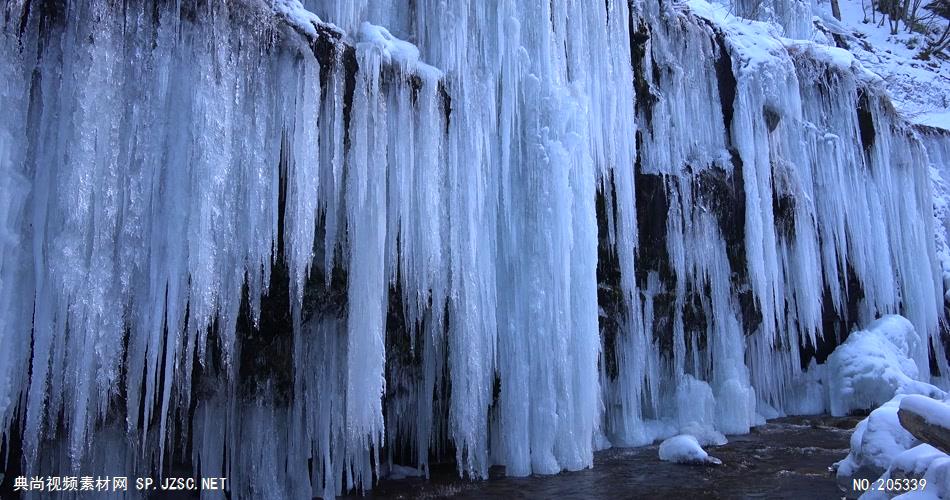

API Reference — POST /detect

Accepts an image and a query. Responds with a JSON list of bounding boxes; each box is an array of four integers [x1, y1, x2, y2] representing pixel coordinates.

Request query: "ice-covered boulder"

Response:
[[837, 396, 920, 481], [826, 316, 939, 416], [658, 434, 722, 465]]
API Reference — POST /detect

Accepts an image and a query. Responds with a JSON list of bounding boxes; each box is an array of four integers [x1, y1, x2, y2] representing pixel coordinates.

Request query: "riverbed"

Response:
[[364, 415, 862, 499]]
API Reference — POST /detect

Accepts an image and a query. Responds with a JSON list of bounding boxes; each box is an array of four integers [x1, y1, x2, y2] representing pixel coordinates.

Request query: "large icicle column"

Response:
[[1, 0, 948, 498]]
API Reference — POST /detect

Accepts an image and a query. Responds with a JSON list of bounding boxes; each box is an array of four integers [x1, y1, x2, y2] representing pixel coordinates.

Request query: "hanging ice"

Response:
[[1, 0, 949, 497]]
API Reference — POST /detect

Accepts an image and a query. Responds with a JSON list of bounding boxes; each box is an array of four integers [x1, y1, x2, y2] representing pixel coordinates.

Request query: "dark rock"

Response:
[[856, 90, 876, 154], [898, 404, 950, 455], [763, 106, 782, 132]]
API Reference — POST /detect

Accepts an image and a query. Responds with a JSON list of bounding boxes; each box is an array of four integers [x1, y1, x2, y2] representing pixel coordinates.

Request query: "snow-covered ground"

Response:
[[816, 0, 950, 130]]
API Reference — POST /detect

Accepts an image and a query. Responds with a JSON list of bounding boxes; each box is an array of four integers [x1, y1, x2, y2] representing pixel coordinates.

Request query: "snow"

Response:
[[817, 0, 950, 130], [836, 393, 950, 500], [659, 434, 723, 465], [779, 315, 945, 417], [825, 324, 950, 499], [918, 112, 950, 131], [850, 431, 950, 500], [687, 0, 788, 72], [852, 442, 950, 500], [837, 396, 921, 478], [355, 22, 441, 79], [826, 315, 936, 416], [273, 0, 326, 38], [782, 39, 881, 83]]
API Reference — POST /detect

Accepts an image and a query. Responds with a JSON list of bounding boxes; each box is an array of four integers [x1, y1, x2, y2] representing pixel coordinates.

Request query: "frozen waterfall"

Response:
[[1, 0, 949, 497]]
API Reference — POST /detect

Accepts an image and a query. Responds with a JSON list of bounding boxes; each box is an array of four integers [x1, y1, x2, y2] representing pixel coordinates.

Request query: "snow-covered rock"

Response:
[[902, 396, 950, 426], [658, 434, 723, 466], [837, 396, 921, 480], [273, 0, 326, 38], [836, 394, 950, 499], [875, 444, 950, 500], [899, 396, 950, 454], [826, 316, 942, 416]]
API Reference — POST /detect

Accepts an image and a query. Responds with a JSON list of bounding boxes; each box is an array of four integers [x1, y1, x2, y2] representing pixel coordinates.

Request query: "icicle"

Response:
[[2, 0, 948, 496]]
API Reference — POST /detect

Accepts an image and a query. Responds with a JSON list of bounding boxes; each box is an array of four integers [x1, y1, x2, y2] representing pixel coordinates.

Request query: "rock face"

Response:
[[0, 0, 949, 498]]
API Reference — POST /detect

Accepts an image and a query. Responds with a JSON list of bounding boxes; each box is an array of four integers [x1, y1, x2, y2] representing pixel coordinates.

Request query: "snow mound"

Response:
[[837, 396, 920, 479], [826, 315, 940, 416], [658, 435, 722, 465], [830, 318, 950, 496]]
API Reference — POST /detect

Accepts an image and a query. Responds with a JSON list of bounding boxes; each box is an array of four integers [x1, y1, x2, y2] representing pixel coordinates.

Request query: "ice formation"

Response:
[[658, 434, 722, 465], [825, 316, 943, 416], [0, 0, 949, 497]]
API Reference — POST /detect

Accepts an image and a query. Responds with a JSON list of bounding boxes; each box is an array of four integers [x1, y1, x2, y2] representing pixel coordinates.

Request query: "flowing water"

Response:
[[364, 415, 862, 499]]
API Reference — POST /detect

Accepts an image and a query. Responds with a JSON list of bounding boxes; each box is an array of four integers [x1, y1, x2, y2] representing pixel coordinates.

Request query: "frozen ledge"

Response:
[[685, 0, 882, 87], [272, 0, 335, 39], [268, 0, 443, 81]]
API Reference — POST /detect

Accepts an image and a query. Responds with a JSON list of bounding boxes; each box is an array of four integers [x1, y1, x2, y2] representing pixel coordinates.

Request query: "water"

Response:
[[364, 415, 862, 499]]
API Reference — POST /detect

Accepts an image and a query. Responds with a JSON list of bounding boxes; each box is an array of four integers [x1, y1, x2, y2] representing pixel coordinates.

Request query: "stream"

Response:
[[364, 415, 863, 499]]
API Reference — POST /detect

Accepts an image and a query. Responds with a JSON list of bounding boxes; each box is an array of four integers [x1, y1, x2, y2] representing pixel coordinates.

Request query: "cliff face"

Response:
[[1, 0, 948, 497]]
